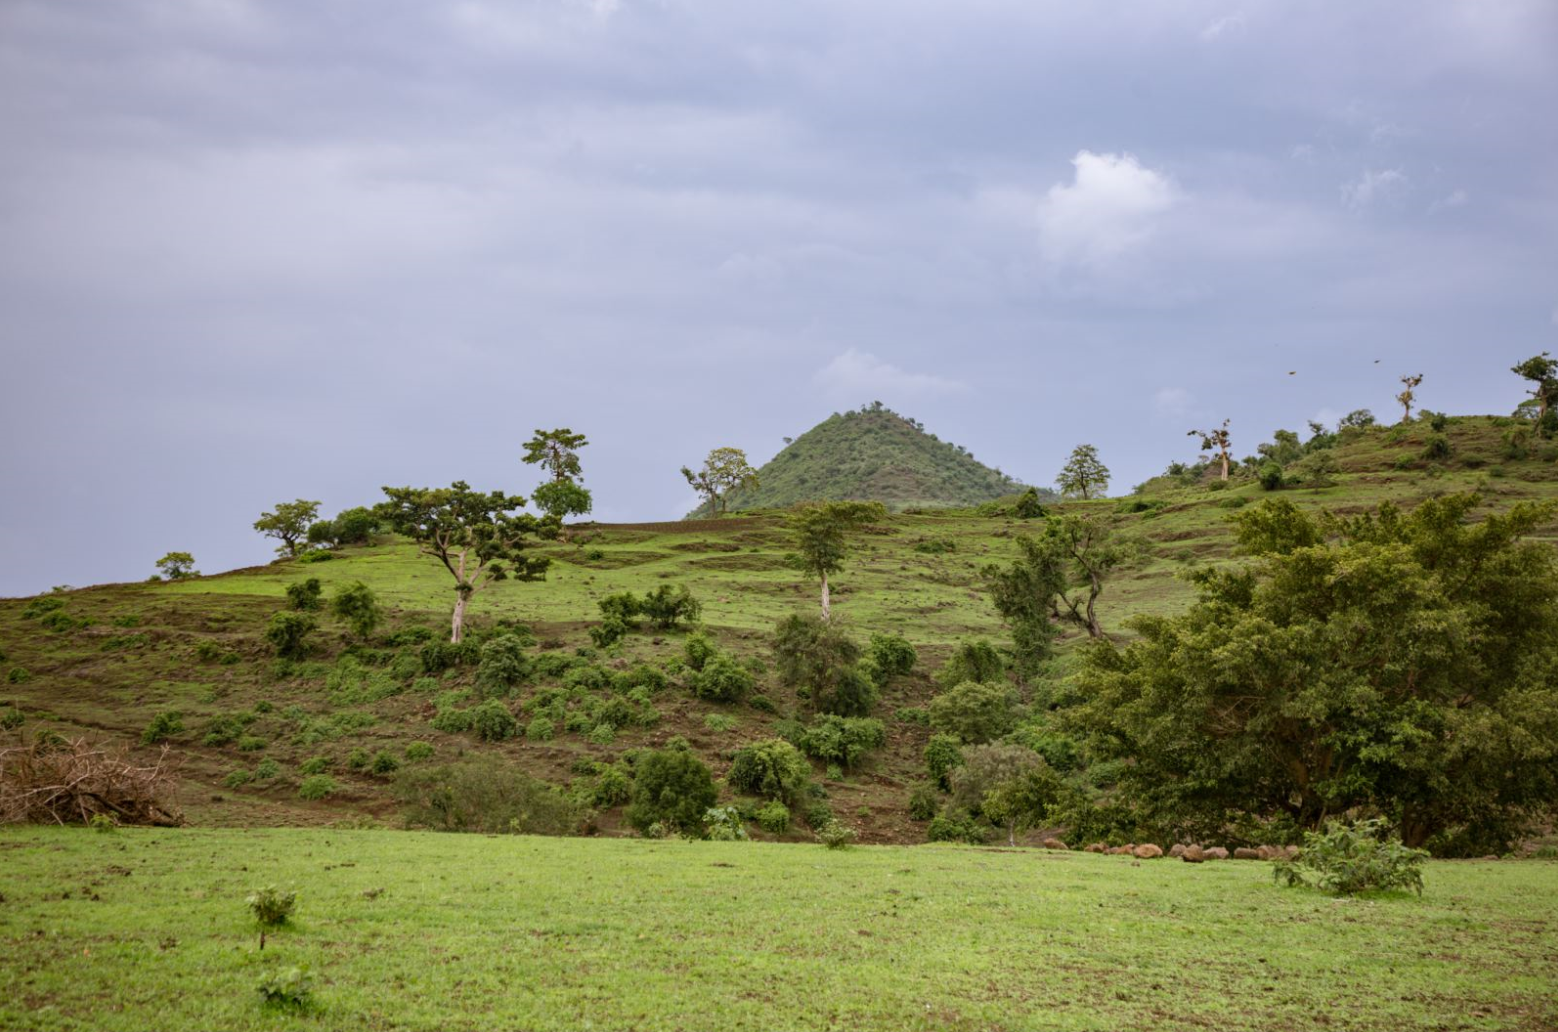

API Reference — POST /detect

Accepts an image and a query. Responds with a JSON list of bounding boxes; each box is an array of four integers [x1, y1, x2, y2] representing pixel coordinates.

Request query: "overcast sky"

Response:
[[2, 0, 1555, 596]]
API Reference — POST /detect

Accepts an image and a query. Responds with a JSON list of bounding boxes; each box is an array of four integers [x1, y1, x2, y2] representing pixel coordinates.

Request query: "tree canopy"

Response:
[[523, 429, 592, 522], [785, 500, 887, 619], [1056, 444, 1110, 499], [681, 447, 758, 517], [253, 499, 321, 557]]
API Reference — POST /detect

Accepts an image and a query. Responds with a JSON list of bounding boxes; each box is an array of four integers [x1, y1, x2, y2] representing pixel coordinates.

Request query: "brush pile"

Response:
[[0, 735, 184, 826]]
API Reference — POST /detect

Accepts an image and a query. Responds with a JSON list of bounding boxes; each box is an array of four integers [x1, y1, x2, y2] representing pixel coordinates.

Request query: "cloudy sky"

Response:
[[2, 0, 1555, 595]]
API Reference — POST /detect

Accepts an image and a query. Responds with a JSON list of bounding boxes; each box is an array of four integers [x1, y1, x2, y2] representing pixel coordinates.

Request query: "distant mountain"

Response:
[[707, 403, 1045, 514]]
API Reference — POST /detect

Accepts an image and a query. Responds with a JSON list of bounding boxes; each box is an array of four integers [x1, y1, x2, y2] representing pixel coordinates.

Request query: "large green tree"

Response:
[[1056, 444, 1110, 499], [681, 447, 759, 517], [1188, 420, 1233, 481], [1072, 494, 1558, 852], [253, 499, 321, 557], [785, 501, 887, 620], [522, 428, 593, 522], [376, 482, 557, 642], [981, 538, 1064, 681], [1512, 353, 1558, 425]]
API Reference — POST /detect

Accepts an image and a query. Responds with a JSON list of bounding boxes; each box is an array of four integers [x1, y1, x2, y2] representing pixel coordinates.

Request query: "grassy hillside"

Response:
[[713, 403, 1037, 513], [3, 827, 1556, 1031], [3, 414, 1558, 838]]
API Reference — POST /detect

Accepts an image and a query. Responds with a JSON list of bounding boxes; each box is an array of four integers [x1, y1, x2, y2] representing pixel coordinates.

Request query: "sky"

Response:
[[2, 0, 1556, 596]]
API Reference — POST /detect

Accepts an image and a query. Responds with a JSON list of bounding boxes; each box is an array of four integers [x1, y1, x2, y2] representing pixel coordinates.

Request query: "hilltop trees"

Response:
[[523, 428, 593, 523], [786, 501, 887, 620], [1057, 444, 1109, 499], [254, 500, 321, 557], [376, 482, 557, 642], [1072, 494, 1558, 852], [681, 447, 759, 517], [1396, 373, 1424, 422], [1188, 421, 1233, 481], [154, 552, 198, 581], [1512, 353, 1558, 426]]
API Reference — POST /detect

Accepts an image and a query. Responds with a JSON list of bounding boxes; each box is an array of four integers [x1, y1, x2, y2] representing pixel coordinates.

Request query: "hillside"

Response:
[[4, 414, 1558, 842], [711, 403, 1037, 513]]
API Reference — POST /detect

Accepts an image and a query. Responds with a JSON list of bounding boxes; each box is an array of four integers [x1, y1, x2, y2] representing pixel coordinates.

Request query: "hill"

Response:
[[3, 414, 1558, 842], [708, 402, 1039, 514]]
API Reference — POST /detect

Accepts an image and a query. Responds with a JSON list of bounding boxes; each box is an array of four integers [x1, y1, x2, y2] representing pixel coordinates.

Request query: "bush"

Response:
[[590, 764, 632, 807], [420, 640, 478, 674], [924, 734, 965, 790], [6, 668, 30, 685], [771, 612, 869, 713], [0, 706, 23, 731], [295, 548, 333, 564], [754, 800, 792, 834], [927, 810, 988, 844], [589, 616, 629, 649], [247, 885, 297, 928], [1014, 488, 1046, 519], [703, 713, 738, 733], [683, 634, 717, 672], [1274, 819, 1428, 896], [626, 749, 718, 836], [817, 820, 857, 849], [20, 596, 66, 620], [257, 967, 312, 1010], [264, 612, 315, 660], [1421, 434, 1453, 460], [254, 758, 281, 780], [469, 700, 518, 742], [728, 739, 811, 803], [640, 584, 701, 629], [525, 717, 555, 742], [332, 506, 379, 545], [1258, 462, 1285, 491], [396, 757, 581, 834], [475, 634, 531, 698], [908, 783, 940, 821], [703, 804, 749, 841], [224, 768, 253, 789], [141, 711, 184, 745], [404, 742, 434, 762], [237, 735, 266, 752], [895, 706, 930, 726], [370, 751, 400, 775], [586, 722, 617, 745], [797, 715, 886, 770], [866, 633, 916, 683], [689, 655, 753, 703], [298, 756, 329, 775], [928, 681, 1018, 744], [936, 640, 1003, 689], [285, 579, 323, 612], [802, 801, 834, 829], [331, 581, 382, 639], [298, 775, 337, 800]]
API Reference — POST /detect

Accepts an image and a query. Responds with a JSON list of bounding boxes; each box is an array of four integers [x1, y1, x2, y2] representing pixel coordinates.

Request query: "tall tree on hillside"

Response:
[[1396, 373, 1424, 422], [254, 499, 321, 557], [1041, 514, 1135, 639], [981, 538, 1065, 681], [682, 447, 759, 517], [376, 482, 558, 643], [1512, 353, 1558, 425], [786, 501, 887, 620], [1188, 420, 1233, 481], [1056, 444, 1110, 499], [523, 428, 593, 524]]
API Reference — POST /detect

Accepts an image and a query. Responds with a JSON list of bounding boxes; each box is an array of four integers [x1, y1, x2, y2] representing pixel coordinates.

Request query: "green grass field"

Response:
[[3, 827, 1556, 1031]]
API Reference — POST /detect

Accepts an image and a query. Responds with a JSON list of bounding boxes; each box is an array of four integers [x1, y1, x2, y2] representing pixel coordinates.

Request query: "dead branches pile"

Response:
[[0, 736, 184, 827]]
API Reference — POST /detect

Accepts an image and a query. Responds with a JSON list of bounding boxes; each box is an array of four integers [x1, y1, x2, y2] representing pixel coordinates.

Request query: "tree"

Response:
[[785, 501, 886, 620], [376, 482, 557, 643], [1396, 373, 1424, 422], [154, 552, 197, 581], [681, 447, 759, 517], [1512, 353, 1558, 426], [981, 539, 1064, 681], [1057, 444, 1110, 499], [626, 748, 718, 836], [771, 612, 875, 716], [254, 500, 322, 557], [1071, 494, 1558, 852], [1014, 488, 1046, 519], [523, 429, 593, 523], [330, 581, 382, 640], [948, 744, 1059, 846], [1038, 514, 1134, 639], [1188, 421, 1233, 481]]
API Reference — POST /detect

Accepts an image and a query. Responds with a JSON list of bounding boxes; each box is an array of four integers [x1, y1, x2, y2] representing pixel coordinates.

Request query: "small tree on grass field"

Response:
[[682, 447, 759, 517], [154, 552, 198, 580], [523, 428, 593, 525], [254, 500, 321, 557], [786, 501, 886, 621], [1396, 373, 1424, 422], [1512, 353, 1558, 426], [376, 482, 557, 643], [1188, 420, 1233, 481], [1057, 444, 1110, 499], [331, 581, 381, 640]]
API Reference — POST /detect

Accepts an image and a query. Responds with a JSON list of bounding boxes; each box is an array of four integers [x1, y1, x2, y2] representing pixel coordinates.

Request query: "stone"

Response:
[[1084, 842, 1107, 854], [1133, 843, 1164, 859], [1204, 847, 1229, 860], [1180, 845, 1205, 863], [1041, 838, 1069, 851], [1233, 847, 1261, 860], [1168, 843, 1187, 858]]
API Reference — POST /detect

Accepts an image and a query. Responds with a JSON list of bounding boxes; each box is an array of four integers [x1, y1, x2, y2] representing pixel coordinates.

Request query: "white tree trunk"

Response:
[[451, 593, 467, 643], [820, 571, 831, 621]]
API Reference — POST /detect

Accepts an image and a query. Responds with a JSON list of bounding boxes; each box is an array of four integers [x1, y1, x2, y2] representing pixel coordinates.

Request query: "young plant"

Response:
[[245, 886, 297, 950]]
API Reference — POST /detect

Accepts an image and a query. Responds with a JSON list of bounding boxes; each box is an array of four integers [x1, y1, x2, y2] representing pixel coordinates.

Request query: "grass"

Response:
[[2, 827, 1556, 1031]]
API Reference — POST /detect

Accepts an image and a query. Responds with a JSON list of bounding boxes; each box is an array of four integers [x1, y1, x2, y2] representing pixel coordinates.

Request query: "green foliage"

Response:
[[1074, 494, 1558, 851], [0, 705, 23, 731], [1421, 433, 1452, 460], [141, 711, 184, 745], [469, 700, 518, 742], [589, 615, 629, 648], [1014, 488, 1046, 519], [256, 966, 313, 1010], [924, 734, 965, 790], [703, 804, 749, 841], [1258, 462, 1285, 491], [1274, 820, 1428, 896], [247, 886, 297, 927], [332, 506, 380, 545], [474, 633, 531, 698], [298, 775, 337, 801], [948, 743, 1060, 843], [420, 639, 479, 674], [816, 820, 857, 849], [1057, 443, 1110, 499], [264, 611, 315, 660], [626, 749, 718, 836], [298, 756, 330, 776], [682, 446, 760, 517], [796, 715, 886, 770], [702, 713, 738, 733], [395, 757, 580, 834], [754, 800, 792, 834], [154, 552, 198, 580], [525, 716, 555, 742], [6, 668, 30, 685], [532, 480, 594, 523], [785, 500, 888, 612], [688, 655, 753, 703], [936, 639, 1003, 689], [254, 499, 321, 557], [588, 764, 632, 807], [908, 784, 940, 821], [295, 548, 334, 564], [331, 581, 382, 639], [771, 613, 876, 715], [927, 810, 987, 844], [683, 633, 716, 672], [254, 758, 281, 780], [638, 584, 702, 630], [224, 768, 253, 789], [729, 738, 811, 803], [928, 681, 1018, 744], [285, 578, 322, 611], [866, 633, 916, 683], [404, 742, 434, 762]]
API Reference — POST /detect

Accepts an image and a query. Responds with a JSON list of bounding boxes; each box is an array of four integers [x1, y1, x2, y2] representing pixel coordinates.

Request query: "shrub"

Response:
[[895, 706, 930, 726], [640, 584, 702, 629], [295, 549, 333, 564], [817, 820, 856, 849], [420, 640, 478, 674], [224, 769, 254, 789], [396, 757, 581, 834], [469, 700, 518, 742], [332, 506, 378, 545], [936, 640, 1003, 689], [798, 715, 886, 770], [590, 764, 632, 807], [331, 581, 382, 639], [254, 758, 281, 780], [285, 578, 322, 612], [866, 633, 916, 684], [586, 722, 617, 745], [802, 801, 834, 829], [6, 668, 30, 685], [264, 612, 315, 660], [1274, 819, 1428, 896], [525, 717, 555, 742], [924, 734, 965, 790], [771, 612, 867, 713], [1258, 462, 1285, 491], [20, 596, 66, 620], [0, 706, 22, 731], [754, 800, 791, 834], [908, 783, 940, 821], [475, 633, 531, 698], [237, 735, 266, 752], [1014, 488, 1046, 519], [298, 775, 337, 801], [703, 713, 738, 733], [683, 634, 716, 672], [703, 804, 749, 841], [1423, 410, 1449, 432], [927, 810, 988, 844], [298, 756, 329, 776], [626, 749, 718, 836], [141, 711, 184, 745], [728, 739, 811, 803], [689, 655, 753, 703], [1421, 433, 1452, 460], [404, 742, 434, 762], [256, 967, 312, 1010], [589, 616, 629, 649], [749, 694, 777, 714], [370, 751, 400, 775], [928, 681, 1018, 744]]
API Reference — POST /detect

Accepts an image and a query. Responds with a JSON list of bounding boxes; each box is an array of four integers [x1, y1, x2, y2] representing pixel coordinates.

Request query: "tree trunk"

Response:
[[1085, 575, 1103, 638], [1008, 823, 1016, 847], [1219, 453, 1230, 481], [450, 593, 468, 643], [820, 571, 831, 622]]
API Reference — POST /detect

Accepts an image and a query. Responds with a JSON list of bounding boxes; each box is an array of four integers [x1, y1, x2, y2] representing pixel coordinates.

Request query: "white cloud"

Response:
[[813, 349, 968, 403], [1153, 387, 1195, 417], [1428, 188, 1468, 213], [1035, 151, 1178, 268], [1341, 167, 1409, 210], [1289, 143, 1315, 162], [1200, 12, 1245, 40]]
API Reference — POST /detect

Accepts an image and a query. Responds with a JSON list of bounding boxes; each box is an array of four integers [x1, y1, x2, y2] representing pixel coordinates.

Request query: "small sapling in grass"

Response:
[[245, 886, 297, 950]]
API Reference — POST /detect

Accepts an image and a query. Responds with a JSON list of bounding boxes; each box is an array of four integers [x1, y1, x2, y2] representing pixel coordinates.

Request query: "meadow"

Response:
[[3, 827, 1556, 1031]]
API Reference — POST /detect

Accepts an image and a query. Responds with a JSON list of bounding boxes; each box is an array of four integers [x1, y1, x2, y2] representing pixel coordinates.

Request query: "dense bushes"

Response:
[[688, 655, 753, 703], [264, 612, 315, 659], [936, 640, 1003, 688], [928, 681, 1018, 744], [475, 634, 531, 698], [1274, 820, 1428, 896], [793, 716, 885, 770], [331, 581, 382, 639], [728, 739, 810, 803], [285, 579, 322, 611], [865, 633, 916, 684], [626, 748, 718, 835], [395, 757, 580, 834], [924, 734, 964, 790], [771, 613, 878, 716]]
